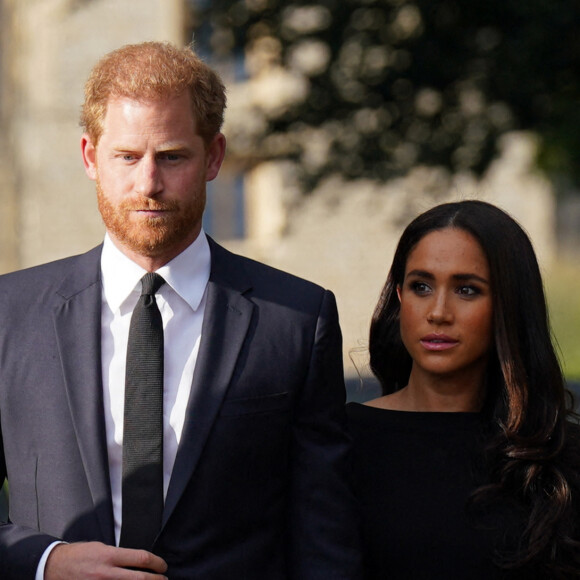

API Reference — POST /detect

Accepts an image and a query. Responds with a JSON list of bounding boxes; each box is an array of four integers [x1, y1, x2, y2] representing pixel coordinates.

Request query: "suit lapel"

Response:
[[162, 240, 254, 527], [52, 246, 115, 544]]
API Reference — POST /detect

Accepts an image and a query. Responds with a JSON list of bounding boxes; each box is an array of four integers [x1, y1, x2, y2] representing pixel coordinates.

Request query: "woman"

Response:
[[347, 200, 580, 579]]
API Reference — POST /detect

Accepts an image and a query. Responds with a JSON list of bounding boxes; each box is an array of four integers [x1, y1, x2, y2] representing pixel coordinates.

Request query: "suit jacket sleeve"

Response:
[[0, 283, 60, 579], [0, 248, 107, 580], [287, 290, 362, 579], [0, 435, 59, 579]]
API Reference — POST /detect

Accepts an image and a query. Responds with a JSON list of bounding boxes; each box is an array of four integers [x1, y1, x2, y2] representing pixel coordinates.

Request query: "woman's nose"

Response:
[[427, 293, 453, 324]]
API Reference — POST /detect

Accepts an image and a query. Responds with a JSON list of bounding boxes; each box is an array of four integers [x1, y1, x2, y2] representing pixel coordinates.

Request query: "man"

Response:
[[0, 42, 361, 579]]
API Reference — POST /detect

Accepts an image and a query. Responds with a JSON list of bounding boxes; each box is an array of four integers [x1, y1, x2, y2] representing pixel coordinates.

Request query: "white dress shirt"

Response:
[[101, 231, 210, 544], [36, 231, 210, 578]]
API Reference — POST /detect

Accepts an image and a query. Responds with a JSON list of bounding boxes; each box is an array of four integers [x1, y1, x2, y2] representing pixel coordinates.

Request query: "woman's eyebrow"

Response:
[[452, 273, 490, 285], [405, 269, 489, 285], [405, 269, 434, 280]]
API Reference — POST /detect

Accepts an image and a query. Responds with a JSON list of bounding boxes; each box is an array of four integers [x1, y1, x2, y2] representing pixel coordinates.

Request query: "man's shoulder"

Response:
[[209, 238, 328, 298], [0, 246, 102, 294]]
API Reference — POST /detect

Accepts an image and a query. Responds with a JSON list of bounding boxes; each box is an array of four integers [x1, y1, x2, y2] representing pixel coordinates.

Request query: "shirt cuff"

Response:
[[35, 541, 65, 580]]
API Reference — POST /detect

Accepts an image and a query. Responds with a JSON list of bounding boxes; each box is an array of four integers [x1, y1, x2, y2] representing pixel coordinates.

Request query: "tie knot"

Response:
[[140, 272, 165, 296]]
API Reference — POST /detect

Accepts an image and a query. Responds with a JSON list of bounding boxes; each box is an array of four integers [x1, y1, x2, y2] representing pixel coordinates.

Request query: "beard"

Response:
[[96, 179, 206, 258]]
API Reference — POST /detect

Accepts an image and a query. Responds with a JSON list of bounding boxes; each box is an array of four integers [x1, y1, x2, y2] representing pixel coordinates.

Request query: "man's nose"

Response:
[[135, 157, 162, 197]]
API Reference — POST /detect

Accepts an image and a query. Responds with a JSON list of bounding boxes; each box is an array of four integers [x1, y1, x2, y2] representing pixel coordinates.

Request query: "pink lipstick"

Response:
[[420, 333, 458, 351]]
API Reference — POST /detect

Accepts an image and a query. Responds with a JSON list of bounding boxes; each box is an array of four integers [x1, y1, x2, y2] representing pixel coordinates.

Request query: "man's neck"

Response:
[[107, 229, 201, 272]]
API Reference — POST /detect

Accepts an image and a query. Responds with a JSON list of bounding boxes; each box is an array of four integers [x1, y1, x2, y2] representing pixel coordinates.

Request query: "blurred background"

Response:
[[0, 0, 579, 398]]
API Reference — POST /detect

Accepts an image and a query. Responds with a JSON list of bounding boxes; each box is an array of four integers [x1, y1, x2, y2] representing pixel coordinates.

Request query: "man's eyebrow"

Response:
[[111, 143, 191, 152], [155, 144, 191, 153], [111, 145, 136, 152]]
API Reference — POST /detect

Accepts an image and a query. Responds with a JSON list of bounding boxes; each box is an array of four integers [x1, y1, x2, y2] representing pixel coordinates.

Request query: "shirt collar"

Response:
[[101, 231, 211, 312]]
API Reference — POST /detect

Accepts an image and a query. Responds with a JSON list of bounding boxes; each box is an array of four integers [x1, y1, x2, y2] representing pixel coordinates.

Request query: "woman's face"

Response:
[[397, 227, 493, 386]]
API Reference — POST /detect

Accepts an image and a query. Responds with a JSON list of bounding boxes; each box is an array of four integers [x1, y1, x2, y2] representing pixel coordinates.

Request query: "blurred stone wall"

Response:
[[227, 132, 556, 380], [0, 0, 185, 269], [0, 0, 560, 383]]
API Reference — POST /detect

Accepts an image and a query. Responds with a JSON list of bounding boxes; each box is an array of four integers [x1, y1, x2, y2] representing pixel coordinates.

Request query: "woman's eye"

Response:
[[457, 285, 479, 296], [411, 282, 431, 294]]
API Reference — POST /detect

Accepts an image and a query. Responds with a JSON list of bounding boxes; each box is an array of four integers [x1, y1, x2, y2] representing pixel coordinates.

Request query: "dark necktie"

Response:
[[120, 272, 165, 549]]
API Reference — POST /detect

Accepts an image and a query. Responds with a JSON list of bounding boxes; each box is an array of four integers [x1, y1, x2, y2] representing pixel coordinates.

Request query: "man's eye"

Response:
[[159, 153, 181, 161]]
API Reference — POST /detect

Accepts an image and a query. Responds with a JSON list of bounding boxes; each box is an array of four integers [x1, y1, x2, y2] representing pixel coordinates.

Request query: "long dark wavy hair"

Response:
[[369, 200, 580, 576]]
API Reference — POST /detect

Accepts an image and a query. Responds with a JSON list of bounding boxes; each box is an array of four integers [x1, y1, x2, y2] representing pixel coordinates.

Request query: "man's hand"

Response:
[[45, 541, 168, 579]]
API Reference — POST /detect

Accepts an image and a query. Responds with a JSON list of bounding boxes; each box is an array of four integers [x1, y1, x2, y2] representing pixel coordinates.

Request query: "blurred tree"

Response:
[[188, 0, 580, 191]]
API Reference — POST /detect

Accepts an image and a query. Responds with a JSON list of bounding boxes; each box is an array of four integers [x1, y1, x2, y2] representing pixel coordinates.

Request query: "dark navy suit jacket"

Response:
[[0, 238, 361, 579]]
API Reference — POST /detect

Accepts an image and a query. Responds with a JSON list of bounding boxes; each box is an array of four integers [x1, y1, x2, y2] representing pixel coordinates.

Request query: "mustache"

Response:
[[120, 198, 180, 212]]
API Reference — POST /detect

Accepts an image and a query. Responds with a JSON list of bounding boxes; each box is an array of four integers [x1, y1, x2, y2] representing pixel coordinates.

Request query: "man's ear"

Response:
[[81, 133, 98, 181], [205, 133, 227, 182]]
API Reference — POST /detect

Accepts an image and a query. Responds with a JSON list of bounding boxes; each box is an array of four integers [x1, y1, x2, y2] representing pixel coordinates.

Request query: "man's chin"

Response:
[[114, 224, 199, 259], [102, 207, 202, 258], [120, 235, 175, 258]]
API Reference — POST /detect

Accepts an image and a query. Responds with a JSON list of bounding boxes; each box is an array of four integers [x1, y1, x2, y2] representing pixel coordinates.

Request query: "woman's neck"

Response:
[[367, 370, 484, 412]]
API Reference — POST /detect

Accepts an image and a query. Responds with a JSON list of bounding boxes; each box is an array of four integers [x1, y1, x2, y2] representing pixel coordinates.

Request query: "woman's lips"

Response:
[[420, 334, 459, 351]]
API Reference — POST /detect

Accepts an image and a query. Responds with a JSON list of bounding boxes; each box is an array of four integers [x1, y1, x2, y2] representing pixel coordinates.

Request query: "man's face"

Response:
[[81, 93, 225, 265]]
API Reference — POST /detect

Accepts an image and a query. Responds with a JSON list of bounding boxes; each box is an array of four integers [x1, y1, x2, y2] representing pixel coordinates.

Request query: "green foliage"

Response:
[[546, 261, 580, 380], [189, 0, 580, 189]]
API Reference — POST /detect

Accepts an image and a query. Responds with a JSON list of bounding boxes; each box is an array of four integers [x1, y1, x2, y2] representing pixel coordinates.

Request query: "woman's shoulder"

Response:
[[563, 418, 580, 453], [345, 401, 400, 436], [563, 417, 580, 452], [346, 398, 409, 420], [347, 392, 410, 416], [557, 419, 580, 489], [565, 415, 580, 434], [345, 401, 383, 423], [345, 400, 483, 435]]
